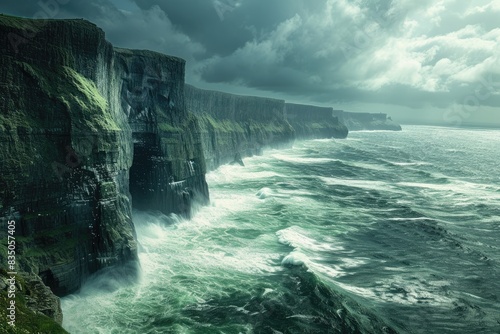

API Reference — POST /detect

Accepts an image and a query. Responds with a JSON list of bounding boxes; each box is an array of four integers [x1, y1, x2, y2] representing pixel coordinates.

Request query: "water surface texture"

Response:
[[62, 126, 500, 333]]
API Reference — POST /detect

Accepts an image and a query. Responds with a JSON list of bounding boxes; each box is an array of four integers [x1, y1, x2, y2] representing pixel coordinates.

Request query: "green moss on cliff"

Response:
[[0, 109, 39, 132], [0, 58, 118, 201], [16, 62, 118, 132], [0, 14, 43, 32], [0, 270, 67, 334], [158, 122, 182, 133], [64, 67, 108, 114], [198, 113, 245, 133], [0, 221, 85, 271]]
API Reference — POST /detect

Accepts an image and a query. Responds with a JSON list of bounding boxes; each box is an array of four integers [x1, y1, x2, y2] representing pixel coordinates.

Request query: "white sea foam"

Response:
[[390, 161, 432, 167], [207, 165, 283, 185], [277, 226, 347, 278], [281, 250, 309, 266], [256, 187, 273, 199], [387, 217, 430, 221], [350, 161, 389, 171], [272, 153, 338, 164], [276, 226, 344, 252], [334, 274, 455, 307], [319, 176, 397, 193], [311, 138, 334, 142], [399, 180, 500, 202]]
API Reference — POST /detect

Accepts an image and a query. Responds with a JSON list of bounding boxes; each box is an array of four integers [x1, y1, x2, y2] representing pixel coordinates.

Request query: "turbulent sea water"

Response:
[[62, 125, 500, 334]]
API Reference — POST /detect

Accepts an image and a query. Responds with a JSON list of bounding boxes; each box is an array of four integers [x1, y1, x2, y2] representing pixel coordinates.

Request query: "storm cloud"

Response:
[[1, 0, 499, 125]]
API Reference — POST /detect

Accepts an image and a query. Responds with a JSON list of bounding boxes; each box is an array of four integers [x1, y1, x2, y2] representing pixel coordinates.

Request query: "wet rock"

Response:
[[230, 153, 245, 166], [24, 275, 64, 325]]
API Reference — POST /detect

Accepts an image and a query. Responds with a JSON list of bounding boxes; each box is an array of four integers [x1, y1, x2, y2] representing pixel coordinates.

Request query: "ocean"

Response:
[[61, 125, 500, 333]]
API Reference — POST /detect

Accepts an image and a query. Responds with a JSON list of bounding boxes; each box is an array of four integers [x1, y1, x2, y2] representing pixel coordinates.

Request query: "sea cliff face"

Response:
[[115, 50, 208, 215], [0, 17, 138, 298], [0, 15, 207, 331], [285, 103, 349, 139], [185, 85, 295, 170]]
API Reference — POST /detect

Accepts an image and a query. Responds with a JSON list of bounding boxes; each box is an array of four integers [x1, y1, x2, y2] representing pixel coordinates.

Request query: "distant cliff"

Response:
[[333, 110, 402, 131], [185, 85, 295, 170], [0, 15, 207, 331], [285, 103, 348, 139]]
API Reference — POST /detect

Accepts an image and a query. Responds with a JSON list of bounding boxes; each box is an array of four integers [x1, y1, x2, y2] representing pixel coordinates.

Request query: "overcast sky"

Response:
[[2, 0, 499, 126]]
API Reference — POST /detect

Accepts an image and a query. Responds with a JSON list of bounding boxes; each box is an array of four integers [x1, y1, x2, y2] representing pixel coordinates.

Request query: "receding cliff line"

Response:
[[333, 110, 402, 131], [185, 84, 295, 170], [285, 103, 349, 139]]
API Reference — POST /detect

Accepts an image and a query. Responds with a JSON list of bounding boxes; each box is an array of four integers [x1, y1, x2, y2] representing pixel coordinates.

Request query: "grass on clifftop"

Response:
[[0, 14, 43, 32]]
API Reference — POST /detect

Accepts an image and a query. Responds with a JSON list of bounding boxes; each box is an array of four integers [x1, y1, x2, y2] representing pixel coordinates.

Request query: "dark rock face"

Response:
[[23, 274, 64, 324], [0, 16, 138, 299], [333, 110, 402, 131], [0, 270, 68, 333], [115, 50, 209, 215], [285, 103, 349, 139], [185, 85, 295, 170]]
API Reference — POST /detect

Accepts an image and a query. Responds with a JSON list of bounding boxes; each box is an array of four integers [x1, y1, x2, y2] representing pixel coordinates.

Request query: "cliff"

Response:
[[0, 13, 138, 298], [333, 110, 402, 131], [0, 15, 207, 331], [285, 103, 349, 139], [185, 85, 295, 170], [115, 50, 208, 215]]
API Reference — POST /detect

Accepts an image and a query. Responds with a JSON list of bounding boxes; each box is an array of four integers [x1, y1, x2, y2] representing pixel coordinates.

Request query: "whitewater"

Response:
[[62, 125, 500, 333]]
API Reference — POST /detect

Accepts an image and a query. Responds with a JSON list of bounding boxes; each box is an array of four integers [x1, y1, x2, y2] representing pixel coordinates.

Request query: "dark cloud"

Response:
[[133, 0, 311, 56], [1, 0, 499, 125]]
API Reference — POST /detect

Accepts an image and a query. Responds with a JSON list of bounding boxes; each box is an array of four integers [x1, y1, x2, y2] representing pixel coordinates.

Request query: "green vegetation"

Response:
[[247, 119, 291, 134], [0, 14, 43, 32], [0, 222, 84, 268], [17, 62, 119, 132], [0, 55, 124, 192], [158, 122, 182, 133], [0, 269, 68, 334], [63, 67, 108, 116], [197, 113, 245, 133]]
